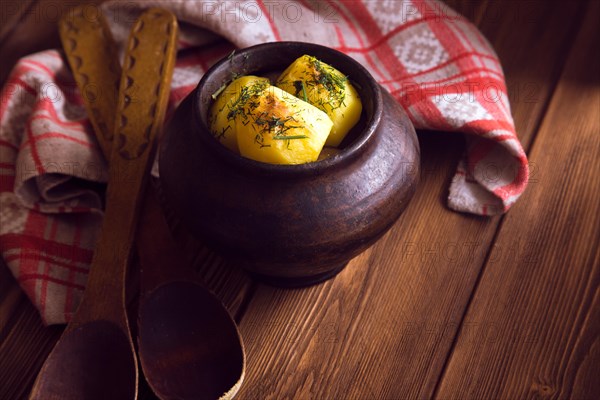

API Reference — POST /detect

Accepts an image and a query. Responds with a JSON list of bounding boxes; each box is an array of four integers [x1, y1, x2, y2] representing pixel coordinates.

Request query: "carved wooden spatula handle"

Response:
[[59, 6, 120, 159]]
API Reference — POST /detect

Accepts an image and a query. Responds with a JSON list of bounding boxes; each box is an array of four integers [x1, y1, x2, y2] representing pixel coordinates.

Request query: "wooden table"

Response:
[[1, 1, 598, 398]]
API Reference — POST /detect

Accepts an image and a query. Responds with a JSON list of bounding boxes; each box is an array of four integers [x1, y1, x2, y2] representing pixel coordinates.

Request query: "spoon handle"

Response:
[[58, 6, 120, 160], [137, 182, 196, 293], [69, 8, 178, 327]]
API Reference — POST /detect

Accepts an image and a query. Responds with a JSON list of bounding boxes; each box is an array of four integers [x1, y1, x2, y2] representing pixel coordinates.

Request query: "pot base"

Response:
[[247, 262, 349, 288]]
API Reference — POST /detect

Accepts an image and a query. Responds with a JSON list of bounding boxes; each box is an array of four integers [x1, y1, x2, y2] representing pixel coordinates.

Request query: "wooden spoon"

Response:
[[136, 186, 245, 400], [57, 6, 245, 400], [29, 8, 177, 400]]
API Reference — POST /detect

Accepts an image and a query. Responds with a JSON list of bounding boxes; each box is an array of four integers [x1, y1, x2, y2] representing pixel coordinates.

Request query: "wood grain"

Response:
[[477, 0, 587, 148], [0, 299, 63, 400], [233, 1, 589, 398], [435, 0, 600, 397], [0, 0, 37, 46], [58, 5, 121, 159], [0, 259, 24, 338]]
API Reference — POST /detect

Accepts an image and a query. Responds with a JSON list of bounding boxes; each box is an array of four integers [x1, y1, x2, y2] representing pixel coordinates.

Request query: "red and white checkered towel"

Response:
[[0, 0, 528, 325]]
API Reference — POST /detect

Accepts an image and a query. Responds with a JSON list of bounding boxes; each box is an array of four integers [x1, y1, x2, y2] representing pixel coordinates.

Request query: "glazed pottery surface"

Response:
[[160, 42, 420, 286]]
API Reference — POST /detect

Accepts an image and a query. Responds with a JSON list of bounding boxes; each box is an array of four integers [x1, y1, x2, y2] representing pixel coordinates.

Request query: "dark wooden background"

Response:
[[1, 0, 599, 399]]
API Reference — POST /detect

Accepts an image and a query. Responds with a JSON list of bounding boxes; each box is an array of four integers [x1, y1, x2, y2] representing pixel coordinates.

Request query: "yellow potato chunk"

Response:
[[208, 75, 270, 153], [276, 55, 362, 147], [235, 85, 333, 164]]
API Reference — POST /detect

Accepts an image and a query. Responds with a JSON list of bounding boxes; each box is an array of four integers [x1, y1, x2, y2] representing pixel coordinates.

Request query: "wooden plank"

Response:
[[0, 260, 26, 342], [235, 131, 500, 400], [233, 1, 587, 398], [443, 0, 488, 24], [0, 300, 63, 400], [477, 0, 588, 148], [0, 0, 37, 46], [435, 0, 600, 397]]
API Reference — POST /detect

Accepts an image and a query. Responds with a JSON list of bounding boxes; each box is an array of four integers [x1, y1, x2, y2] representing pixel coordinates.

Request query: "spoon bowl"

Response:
[[30, 322, 137, 400], [135, 186, 245, 400], [138, 281, 244, 399]]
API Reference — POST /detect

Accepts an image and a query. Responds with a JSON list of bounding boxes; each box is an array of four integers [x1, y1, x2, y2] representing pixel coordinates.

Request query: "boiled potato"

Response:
[[208, 75, 270, 152], [235, 85, 333, 164], [276, 55, 362, 147]]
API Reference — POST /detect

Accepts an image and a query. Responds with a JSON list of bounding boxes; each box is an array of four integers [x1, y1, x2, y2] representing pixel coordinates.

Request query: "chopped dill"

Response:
[[227, 51, 243, 81], [211, 83, 227, 100], [226, 80, 269, 121], [254, 133, 271, 148], [254, 113, 303, 136], [282, 56, 349, 112], [310, 57, 347, 110], [272, 135, 308, 140], [218, 79, 311, 149], [253, 111, 307, 148], [301, 81, 308, 102], [215, 124, 231, 140], [292, 80, 308, 102]]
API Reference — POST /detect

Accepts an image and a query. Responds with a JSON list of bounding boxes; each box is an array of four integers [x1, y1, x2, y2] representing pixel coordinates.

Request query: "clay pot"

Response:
[[159, 42, 420, 287]]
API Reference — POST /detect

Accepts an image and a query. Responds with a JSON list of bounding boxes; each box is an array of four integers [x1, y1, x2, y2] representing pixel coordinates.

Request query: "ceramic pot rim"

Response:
[[194, 41, 383, 177]]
